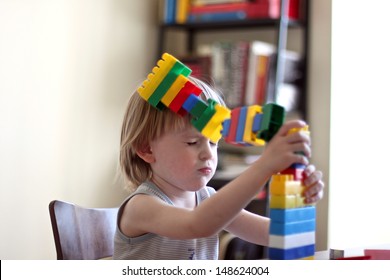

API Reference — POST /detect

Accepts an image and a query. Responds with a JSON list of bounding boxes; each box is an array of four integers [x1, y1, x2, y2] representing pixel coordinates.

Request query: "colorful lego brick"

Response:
[[161, 74, 189, 107], [224, 108, 240, 144], [221, 118, 231, 138], [169, 80, 202, 116], [269, 175, 305, 196], [287, 125, 310, 135], [235, 107, 248, 145], [268, 244, 315, 260], [269, 231, 315, 249], [257, 103, 285, 142], [279, 168, 305, 181], [243, 105, 266, 146], [201, 104, 231, 143], [269, 207, 316, 223], [269, 219, 316, 235], [191, 99, 217, 132], [269, 194, 307, 209], [148, 62, 192, 109], [138, 53, 178, 101], [182, 93, 202, 113]]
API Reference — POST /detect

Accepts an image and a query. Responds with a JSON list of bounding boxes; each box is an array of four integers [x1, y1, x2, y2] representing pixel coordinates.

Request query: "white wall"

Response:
[[308, 0, 331, 251], [0, 0, 158, 259], [328, 0, 390, 249]]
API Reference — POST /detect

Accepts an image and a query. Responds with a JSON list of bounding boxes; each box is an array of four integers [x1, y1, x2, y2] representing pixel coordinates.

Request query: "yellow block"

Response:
[[161, 74, 188, 106], [270, 174, 305, 196], [201, 104, 231, 143], [270, 194, 307, 209], [243, 105, 266, 146], [138, 53, 177, 100], [288, 125, 310, 135]]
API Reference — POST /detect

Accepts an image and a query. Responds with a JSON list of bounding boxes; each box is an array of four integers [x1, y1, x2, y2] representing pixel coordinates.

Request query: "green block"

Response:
[[191, 99, 217, 132], [258, 103, 285, 142], [148, 61, 191, 109]]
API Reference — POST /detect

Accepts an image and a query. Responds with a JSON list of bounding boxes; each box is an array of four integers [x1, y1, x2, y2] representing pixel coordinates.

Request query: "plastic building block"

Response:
[[269, 219, 316, 235], [201, 104, 231, 143], [224, 108, 240, 144], [161, 74, 189, 107], [268, 244, 315, 260], [169, 80, 202, 116], [269, 207, 316, 223], [182, 93, 203, 113], [258, 103, 285, 142], [270, 194, 307, 209], [243, 105, 266, 146], [148, 61, 191, 109], [280, 167, 305, 181], [138, 53, 178, 101], [235, 107, 248, 144], [269, 231, 315, 249], [269, 175, 305, 196]]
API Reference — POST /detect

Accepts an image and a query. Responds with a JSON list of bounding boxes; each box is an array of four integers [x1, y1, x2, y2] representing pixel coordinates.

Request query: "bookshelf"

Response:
[[157, 0, 309, 120]]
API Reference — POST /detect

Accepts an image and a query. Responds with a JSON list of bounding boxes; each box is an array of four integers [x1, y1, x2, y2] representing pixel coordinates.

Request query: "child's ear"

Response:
[[136, 145, 155, 163]]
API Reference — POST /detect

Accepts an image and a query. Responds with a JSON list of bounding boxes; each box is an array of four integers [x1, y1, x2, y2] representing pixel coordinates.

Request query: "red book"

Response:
[[190, 1, 279, 19]]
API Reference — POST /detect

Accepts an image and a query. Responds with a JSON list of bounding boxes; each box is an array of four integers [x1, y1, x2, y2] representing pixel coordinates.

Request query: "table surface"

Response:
[[315, 244, 390, 260]]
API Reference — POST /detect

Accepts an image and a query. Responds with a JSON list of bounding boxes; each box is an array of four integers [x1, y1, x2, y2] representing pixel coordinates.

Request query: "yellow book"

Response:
[[176, 0, 190, 24]]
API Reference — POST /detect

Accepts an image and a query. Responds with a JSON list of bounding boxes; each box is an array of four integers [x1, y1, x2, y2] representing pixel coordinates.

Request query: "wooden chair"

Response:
[[49, 200, 119, 260]]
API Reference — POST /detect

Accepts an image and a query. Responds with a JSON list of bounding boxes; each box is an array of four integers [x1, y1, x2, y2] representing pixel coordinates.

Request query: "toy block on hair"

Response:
[[138, 53, 182, 101], [148, 61, 192, 109], [161, 74, 189, 107], [201, 104, 230, 143], [169, 80, 202, 116]]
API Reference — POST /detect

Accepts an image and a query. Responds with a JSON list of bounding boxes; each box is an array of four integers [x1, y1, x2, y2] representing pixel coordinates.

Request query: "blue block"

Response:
[[235, 107, 247, 144], [290, 162, 306, 169], [270, 219, 316, 235], [268, 244, 315, 260], [222, 119, 231, 137], [270, 207, 316, 223], [182, 94, 200, 113], [252, 113, 263, 132]]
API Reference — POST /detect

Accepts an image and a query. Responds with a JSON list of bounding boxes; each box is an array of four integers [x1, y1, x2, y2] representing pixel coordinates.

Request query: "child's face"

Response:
[[149, 124, 218, 192]]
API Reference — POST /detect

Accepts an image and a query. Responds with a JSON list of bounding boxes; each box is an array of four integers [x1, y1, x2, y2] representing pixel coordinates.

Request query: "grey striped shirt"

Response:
[[113, 181, 219, 260]]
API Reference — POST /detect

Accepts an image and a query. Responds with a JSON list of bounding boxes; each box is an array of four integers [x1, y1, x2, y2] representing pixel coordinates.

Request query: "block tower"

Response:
[[268, 126, 316, 260]]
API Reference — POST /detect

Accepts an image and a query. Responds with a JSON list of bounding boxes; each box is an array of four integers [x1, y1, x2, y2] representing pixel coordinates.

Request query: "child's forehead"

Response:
[[173, 124, 203, 138]]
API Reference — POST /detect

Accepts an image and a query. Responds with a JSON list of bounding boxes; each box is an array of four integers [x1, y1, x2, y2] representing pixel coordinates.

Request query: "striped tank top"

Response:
[[113, 181, 219, 260]]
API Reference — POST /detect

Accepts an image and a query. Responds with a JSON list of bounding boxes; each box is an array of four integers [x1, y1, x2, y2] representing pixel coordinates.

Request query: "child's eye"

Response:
[[186, 141, 197, 146], [210, 141, 218, 147]]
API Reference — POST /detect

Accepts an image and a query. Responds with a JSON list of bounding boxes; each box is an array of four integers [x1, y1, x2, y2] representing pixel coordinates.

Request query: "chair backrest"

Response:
[[49, 200, 119, 260]]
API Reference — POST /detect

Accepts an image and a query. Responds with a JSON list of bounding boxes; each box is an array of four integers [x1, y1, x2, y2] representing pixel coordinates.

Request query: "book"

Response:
[[188, 2, 279, 22], [265, 51, 302, 112], [191, 0, 248, 6], [176, 0, 191, 23], [245, 41, 275, 106]]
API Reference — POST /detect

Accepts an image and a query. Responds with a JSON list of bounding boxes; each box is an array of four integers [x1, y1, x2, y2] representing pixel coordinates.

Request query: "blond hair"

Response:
[[119, 77, 225, 191]]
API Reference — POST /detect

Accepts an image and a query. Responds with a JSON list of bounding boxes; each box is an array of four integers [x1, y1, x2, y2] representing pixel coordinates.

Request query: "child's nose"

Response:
[[199, 142, 213, 160]]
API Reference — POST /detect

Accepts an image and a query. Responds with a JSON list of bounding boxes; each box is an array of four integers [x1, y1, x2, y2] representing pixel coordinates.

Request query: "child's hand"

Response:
[[302, 164, 325, 204], [259, 120, 311, 176]]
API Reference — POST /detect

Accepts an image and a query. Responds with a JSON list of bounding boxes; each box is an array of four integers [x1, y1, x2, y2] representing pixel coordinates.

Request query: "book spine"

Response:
[[188, 11, 247, 22]]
